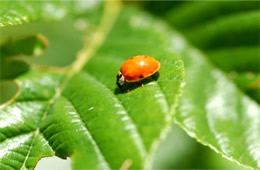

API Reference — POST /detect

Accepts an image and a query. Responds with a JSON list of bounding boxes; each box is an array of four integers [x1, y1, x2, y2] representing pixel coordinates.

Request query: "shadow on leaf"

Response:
[[114, 72, 160, 94]]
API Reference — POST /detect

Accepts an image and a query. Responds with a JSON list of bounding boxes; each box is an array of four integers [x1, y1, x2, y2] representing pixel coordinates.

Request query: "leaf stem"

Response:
[[70, 0, 121, 76]]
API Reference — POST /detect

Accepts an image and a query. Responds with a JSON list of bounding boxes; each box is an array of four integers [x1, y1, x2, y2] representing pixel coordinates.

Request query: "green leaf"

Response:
[[164, 2, 260, 168], [207, 46, 260, 73], [164, 2, 260, 70], [165, 1, 260, 30], [170, 34, 260, 168], [184, 11, 260, 50], [153, 125, 247, 169], [230, 72, 260, 103], [1, 18, 84, 67], [0, 81, 18, 105], [1, 34, 47, 56], [0, 0, 103, 28], [0, 1, 70, 27], [164, 1, 260, 104], [0, 2, 185, 169], [0, 35, 48, 79], [0, 70, 62, 170]]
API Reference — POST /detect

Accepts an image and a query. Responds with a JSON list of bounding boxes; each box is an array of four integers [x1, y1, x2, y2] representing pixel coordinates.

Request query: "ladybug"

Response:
[[117, 55, 161, 89]]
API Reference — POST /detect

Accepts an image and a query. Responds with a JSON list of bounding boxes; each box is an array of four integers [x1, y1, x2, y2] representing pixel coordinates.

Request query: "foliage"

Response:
[[0, 1, 185, 169], [0, 35, 47, 79], [163, 1, 260, 169], [0, 1, 259, 169], [164, 1, 260, 103]]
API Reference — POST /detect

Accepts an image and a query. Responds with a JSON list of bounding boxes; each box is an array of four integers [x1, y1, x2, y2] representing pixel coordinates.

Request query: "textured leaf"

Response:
[[165, 1, 260, 104], [168, 18, 260, 170], [159, 1, 260, 168], [0, 35, 48, 79], [0, 70, 61, 170], [0, 2, 184, 169]]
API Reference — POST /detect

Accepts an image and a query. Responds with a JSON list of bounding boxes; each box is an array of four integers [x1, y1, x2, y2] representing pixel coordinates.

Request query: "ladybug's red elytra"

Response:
[[117, 55, 161, 89]]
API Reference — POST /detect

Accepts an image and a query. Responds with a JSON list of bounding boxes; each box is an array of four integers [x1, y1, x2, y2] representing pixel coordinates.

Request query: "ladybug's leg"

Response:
[[136, 81, 144, 87]]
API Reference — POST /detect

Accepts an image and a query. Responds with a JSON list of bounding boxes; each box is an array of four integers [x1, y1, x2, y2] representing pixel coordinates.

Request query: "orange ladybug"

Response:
[[117, 55, 161, 89]]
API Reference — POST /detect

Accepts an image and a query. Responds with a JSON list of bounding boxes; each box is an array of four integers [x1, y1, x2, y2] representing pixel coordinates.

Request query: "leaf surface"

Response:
[[0, 2, 185, 169], [171, 37, 260, 168], [164, 2, 260, 168]]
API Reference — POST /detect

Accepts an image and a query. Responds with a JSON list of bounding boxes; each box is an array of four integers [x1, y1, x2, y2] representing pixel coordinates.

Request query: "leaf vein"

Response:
[[61, 94, 111, 169], [84, 72, 147, 157]]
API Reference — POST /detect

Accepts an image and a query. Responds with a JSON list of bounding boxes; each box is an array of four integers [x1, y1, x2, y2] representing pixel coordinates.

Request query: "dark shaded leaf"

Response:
[[0, 35, 47, 79]]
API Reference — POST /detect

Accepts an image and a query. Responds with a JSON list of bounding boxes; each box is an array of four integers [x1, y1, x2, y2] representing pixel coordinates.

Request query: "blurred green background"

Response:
[[1, 1, 259, 169], [144, 1, 260, 104], [153, 124, 246, 169]]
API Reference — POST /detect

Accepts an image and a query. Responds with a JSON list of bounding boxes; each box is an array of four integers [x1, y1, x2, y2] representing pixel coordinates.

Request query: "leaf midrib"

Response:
[[83, 70, 175, 168], [83, 71, 147, 157]]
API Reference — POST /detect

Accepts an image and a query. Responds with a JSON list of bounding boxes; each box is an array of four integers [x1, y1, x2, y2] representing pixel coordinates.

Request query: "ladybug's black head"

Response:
[[116, 71, 125, 89]]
